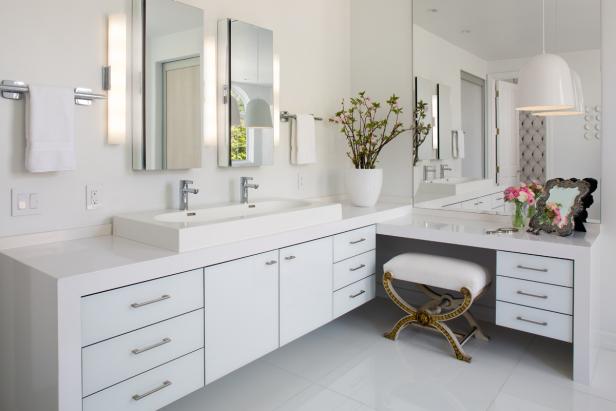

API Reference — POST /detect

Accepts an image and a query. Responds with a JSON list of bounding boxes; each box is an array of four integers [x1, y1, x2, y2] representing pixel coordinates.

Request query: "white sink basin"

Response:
[[113, 199, 343, 252], [416, 178, 495, 199]]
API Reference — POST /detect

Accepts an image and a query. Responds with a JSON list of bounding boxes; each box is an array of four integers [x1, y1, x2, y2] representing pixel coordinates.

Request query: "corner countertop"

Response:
[[377, 210, 600, 259], [0, 201, 412, 291]]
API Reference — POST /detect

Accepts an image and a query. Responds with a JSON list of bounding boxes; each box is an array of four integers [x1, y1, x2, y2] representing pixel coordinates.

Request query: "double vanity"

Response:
[[0, 199, 602, 411]]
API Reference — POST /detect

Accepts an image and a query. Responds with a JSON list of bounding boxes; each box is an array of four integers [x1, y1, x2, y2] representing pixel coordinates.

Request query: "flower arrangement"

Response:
[[536, 201, 568, 229], [504, 183, 538, 228], [330, 91, 431, 169]]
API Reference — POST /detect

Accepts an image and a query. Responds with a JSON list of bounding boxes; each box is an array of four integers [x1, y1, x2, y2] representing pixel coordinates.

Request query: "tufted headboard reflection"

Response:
[[519, 112, 546, 183]]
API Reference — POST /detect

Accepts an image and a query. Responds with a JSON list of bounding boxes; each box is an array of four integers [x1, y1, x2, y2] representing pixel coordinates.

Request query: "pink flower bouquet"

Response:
[[503, 183, 537, 228]]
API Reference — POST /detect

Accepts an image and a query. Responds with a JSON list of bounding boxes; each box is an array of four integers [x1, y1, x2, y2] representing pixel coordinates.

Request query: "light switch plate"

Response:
[[86, 184, 103, 210], [11, 188, 41, 216]]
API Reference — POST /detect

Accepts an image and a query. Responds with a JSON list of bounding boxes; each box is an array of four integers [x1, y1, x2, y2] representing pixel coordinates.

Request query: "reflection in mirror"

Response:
[[218, 19, 274, 168], [529, 179, 591, 235], [412, 0, 601, 221], [132, 0, 204, 170], [414, 77, 437, 162]]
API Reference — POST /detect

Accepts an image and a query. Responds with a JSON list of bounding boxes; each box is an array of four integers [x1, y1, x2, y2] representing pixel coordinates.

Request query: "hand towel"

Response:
[[291, 114, 317, 165], [457, 129, 466, 159], [25, 85, 76, 172]]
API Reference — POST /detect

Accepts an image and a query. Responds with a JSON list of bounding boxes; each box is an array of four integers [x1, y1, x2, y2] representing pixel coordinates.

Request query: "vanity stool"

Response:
[[382, 253, 491, 362]]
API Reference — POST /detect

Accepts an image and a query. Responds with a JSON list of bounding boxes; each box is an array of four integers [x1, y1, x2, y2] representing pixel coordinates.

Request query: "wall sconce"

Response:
[[105, 14, 127, 145], [431, 93, 439, 151]]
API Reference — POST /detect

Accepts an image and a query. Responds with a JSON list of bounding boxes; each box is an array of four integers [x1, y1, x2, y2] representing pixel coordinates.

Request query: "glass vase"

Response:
[[513, 202, 525, 229]]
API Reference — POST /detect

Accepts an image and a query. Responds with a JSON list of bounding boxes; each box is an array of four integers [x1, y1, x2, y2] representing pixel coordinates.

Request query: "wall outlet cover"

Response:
[[86, 184, 103, 210]]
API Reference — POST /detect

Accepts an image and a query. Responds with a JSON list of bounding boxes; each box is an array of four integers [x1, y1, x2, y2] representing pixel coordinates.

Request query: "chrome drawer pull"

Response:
[[265, 260, 278, 266], [285, 255, 296, 261], [516, 264, 548, 273], [350, 290, 366, 299], [130, 294, 171, 309], [516, 316, 548, 326], [132, 380, 172, 401], [349, 238, 366, 245], [517, 290, 548, 299], [349, 264, 366, 272], [131, 337, 172, 355]]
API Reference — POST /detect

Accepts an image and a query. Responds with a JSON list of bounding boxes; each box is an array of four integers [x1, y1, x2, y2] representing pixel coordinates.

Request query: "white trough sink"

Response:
[[113, 199, 343, 252]]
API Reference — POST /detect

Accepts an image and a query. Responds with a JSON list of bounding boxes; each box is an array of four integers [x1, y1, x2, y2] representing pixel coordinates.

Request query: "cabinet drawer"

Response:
[[497, 251, 573, 287], [496, 277, 573, 315], [333, 275, 376, 319], [83, 349, 204, 411], [333, 225, 376, 262], [82, 269, 204, 346], [333, 250, 376, 291], [496, 301, 572, 342], [82, 309, 204, 397]]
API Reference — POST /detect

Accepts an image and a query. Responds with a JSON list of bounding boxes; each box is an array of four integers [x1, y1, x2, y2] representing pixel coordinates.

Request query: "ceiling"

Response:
[[413, 0, 601, 61], [146, 0, 203, 38]]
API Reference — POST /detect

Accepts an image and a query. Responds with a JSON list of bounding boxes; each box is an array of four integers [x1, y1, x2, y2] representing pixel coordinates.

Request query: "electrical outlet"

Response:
[[297, 173, 305, 191], [11, 188, 41, 216], [86, 184, 103, 210]]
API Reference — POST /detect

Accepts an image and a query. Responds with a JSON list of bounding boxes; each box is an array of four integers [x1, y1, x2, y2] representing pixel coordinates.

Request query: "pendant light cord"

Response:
[[542, 0, 546, 54]]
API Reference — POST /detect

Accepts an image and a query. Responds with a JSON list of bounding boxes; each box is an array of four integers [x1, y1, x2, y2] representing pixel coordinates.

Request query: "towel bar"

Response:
[[1, 80, 107, 106], [280, 111, 323, 122]]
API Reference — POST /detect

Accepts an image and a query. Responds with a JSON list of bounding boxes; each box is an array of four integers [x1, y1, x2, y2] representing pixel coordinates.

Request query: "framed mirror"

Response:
[[412, 0, 602, 222], [132, 0, 204, 171], [217, 19, 274, 168], [530, 179, 591, 236]]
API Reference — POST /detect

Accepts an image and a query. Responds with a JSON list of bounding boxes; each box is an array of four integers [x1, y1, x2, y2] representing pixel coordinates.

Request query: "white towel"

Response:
[[25, 85, 76, 172], [291, 114, 317, 165]]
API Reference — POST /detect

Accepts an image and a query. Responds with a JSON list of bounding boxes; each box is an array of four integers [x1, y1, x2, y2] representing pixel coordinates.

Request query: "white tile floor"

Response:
[[164, 298, 616, 411]]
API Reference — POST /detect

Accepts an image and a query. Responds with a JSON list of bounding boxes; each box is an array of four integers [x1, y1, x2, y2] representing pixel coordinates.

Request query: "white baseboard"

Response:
[[0, 224, 112, 250]]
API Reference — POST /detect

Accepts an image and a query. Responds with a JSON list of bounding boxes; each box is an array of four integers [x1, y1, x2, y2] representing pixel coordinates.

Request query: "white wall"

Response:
[[350, 0, 414, 199], [0, 0, 349, 238], [488, 50, 602, 221], [600, 1, 616, 346]]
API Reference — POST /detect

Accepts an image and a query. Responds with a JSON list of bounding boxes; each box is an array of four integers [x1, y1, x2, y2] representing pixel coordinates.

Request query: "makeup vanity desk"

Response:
[[376, 211, 602, 384]]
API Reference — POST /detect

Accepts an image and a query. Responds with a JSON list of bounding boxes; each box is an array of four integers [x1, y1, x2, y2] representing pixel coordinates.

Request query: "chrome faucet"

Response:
[[440, 164, 453, 179], [240, 177, 259, 204], [423, 165, 437, 181], [179, 180, 199, 211]]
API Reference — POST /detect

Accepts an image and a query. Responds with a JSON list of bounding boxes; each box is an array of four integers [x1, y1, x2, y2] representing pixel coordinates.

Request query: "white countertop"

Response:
[[377, 210, 600, 259], [0, 201, 412, 288]]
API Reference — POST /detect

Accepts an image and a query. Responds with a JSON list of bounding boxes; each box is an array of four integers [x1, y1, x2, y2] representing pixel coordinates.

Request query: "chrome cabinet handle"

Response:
[[132, 380, 172, 401], [265, 260, 278, 266], [517, 290, 548, 299], [130, 294, 171, 309], [516, 316, 548, 326], [349, 264, 366, 272], [285, 256, 296, 261], [131, 337, 172, 355], [350, 290, 366, 298], [516, 265, 548, 273], [349, 238, 366, 245]]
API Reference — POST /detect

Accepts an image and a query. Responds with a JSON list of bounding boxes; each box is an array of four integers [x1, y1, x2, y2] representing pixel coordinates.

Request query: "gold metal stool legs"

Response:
[[382, 272, 488, 363]]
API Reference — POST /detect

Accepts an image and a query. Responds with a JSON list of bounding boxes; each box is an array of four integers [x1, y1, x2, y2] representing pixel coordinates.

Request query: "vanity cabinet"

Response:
[[280, 237, 334, 346], [495, 251, 574, 342], [204, 250, 279, 384]]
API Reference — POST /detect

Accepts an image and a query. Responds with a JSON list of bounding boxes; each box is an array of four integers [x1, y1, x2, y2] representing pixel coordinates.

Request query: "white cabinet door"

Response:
[[205, 250, 279, 384], [280, 237, 333, 346]]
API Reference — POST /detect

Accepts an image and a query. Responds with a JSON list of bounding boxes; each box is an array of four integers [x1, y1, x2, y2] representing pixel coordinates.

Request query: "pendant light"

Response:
[[245, 98, 273, 128], [516, 0, 575, 112], [533, 70, 584, 116]]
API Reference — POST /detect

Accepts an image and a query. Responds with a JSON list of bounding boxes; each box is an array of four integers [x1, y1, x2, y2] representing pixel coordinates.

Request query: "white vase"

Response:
[[345, 168, 383, 207]]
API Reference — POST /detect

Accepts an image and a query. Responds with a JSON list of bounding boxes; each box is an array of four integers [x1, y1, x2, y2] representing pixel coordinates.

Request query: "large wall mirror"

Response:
[[412, 0, 602, 221], [132, 0, 204, 170], [218, 19, 274, 167]]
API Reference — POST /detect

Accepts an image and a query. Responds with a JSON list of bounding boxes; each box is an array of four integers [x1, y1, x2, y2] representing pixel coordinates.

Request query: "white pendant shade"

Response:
[[245, 98, 273, 128], [516, 53, 575, 112], [230, 96, 241, 126], [533, 70, 584, 116]]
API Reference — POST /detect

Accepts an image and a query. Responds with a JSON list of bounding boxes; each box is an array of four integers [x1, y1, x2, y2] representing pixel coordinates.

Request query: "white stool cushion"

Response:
[[384, 253, 490, 299]]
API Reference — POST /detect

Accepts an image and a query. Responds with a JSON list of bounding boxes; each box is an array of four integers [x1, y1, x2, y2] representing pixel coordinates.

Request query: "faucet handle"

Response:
[[181, 179, 194, 186]]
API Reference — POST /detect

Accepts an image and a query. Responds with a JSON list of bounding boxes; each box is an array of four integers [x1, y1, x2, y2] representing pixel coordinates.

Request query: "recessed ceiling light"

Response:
[[461, 29, 471, 34], [428, 8, 438, 13]]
